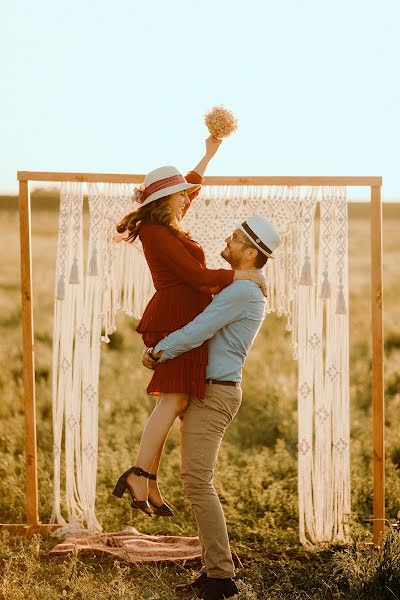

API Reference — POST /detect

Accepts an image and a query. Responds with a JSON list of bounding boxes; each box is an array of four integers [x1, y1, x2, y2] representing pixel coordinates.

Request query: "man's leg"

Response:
[[180, 383, 242, 579]]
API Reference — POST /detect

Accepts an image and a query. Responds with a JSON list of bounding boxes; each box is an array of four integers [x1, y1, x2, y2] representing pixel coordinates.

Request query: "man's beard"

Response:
[[220, 249, 231, 265], [220, 248, 241, 268]]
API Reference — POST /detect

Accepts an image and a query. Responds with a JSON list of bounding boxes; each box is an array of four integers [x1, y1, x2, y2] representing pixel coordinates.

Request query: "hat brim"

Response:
[[233, 220, 275, 259], [139, 183, 201, 208]]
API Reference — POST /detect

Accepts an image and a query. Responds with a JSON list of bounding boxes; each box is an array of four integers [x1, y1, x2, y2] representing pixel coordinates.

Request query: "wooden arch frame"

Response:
[[0, 172, 384, 546]]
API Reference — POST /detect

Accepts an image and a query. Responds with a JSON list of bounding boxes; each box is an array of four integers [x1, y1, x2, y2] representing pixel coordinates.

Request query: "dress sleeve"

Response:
[[141, 225, 234, 295], [181, 170, 203, 220]]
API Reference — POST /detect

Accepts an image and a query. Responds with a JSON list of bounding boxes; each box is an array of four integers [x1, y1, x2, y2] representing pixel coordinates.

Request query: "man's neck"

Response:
[[232, 263, 260, 271]]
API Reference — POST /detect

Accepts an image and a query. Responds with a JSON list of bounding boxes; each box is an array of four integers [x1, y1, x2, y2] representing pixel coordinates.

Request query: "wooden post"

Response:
[[18, 180, 39, 527], [371, 185, 385, 546]]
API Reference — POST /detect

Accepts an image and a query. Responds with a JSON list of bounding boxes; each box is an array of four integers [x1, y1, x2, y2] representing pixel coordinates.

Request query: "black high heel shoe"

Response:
[[131, 472, 175, 517], [112, 466, 154, 517]]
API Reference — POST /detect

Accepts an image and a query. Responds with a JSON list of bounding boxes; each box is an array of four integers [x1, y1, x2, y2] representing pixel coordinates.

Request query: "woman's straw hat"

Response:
[[137, 166, 201, 207]]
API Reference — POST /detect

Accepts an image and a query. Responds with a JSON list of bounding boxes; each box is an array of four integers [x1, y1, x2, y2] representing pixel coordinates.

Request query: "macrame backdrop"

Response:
[[50, 182, 350, 546]]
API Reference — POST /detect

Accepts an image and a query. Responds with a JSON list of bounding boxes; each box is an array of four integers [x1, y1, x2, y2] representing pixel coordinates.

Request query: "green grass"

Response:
[[0, 202, 400, 599]]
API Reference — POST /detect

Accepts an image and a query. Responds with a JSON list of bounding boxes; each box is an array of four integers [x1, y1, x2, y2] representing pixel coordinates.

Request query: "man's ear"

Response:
[[246, 247, 258, 261]]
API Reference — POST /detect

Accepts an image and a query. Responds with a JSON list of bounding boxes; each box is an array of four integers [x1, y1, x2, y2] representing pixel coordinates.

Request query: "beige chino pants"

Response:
[[180, 382, 242, 579]]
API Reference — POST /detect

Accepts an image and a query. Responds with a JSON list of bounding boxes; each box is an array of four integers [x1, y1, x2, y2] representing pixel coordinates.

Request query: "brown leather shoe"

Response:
[[201, 577, 238, 599], [175, 571, 208, 594]]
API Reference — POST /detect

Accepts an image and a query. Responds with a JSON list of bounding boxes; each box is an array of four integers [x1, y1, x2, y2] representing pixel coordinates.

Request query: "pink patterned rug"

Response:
[[48, 526, 202, 564]]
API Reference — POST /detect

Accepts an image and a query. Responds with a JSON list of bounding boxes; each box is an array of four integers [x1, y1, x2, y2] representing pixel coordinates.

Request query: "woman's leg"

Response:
[[147, 395, 183, 506], [148, 434, 168, 506], [127, 392, 189, 501]]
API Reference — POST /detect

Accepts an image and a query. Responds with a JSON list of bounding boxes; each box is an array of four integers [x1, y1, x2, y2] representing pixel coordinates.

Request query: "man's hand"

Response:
[[142, 352, 156, 370], [142, 347, 163, 370]]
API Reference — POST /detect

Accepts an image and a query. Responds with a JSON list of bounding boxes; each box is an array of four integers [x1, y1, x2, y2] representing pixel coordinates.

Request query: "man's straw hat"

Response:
[[234, 214, 281, 259]]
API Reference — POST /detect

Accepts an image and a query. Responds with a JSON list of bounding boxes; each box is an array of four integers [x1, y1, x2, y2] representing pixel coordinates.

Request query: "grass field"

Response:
[[0, 194, 400, 599]]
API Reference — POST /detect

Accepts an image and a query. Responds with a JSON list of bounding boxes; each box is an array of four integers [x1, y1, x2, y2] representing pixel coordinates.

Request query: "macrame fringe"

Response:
[[69, 257, 79, 284], [336, 285, 347, 314], [88, 246, 98, 276], [50, 523, 89, 540], [299, 255, 313, 285], [56, 274, 65, 300], [51, 182, 102, 535], [320, 271, 331, 299]]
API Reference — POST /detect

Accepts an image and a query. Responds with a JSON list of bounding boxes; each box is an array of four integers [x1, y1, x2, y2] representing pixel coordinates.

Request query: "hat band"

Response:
[[143, 174, 186, 200], [241, 221, 273, 255]]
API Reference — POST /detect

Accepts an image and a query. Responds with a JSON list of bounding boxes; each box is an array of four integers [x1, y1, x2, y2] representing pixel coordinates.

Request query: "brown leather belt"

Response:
[[206, 379, 240, 387]]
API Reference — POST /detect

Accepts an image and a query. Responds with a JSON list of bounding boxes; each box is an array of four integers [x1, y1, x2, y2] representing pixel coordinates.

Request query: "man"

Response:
[[143, 214, 281, 600]]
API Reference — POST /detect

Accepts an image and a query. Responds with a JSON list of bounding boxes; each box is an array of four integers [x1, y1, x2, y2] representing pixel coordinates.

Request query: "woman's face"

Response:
[[166, 190, 190, 221]]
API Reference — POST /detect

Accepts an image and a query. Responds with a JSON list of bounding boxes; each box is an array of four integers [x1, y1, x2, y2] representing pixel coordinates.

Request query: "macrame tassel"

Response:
[[56, 274, 65, 300], [69, 257, 79, 284], [88, 247, 98, 276], [336, 284, 347, 314], [320, 271, 331, 299], [299, 255, 313, 285]]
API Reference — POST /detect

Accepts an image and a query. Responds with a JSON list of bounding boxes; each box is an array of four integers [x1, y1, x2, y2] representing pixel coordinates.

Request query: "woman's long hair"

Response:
[[116, 195, 188, 242]]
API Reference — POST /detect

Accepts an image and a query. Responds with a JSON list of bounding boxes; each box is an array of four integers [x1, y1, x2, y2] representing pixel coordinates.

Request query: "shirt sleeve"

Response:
[[154, 282, 251, 360], [181, 170, 203, 220], [140, 224, 234, 294]]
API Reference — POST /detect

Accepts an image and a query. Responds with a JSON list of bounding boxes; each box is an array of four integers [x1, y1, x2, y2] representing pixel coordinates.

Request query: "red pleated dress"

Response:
[[136, 171, 234, 399]]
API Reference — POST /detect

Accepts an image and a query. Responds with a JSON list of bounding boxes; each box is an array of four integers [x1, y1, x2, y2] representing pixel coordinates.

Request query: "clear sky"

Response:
[[1, 0, 399, 199]]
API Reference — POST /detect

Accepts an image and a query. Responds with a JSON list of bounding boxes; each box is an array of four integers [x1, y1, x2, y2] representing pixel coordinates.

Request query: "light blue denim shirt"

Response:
[[154, 274, 267, 381]]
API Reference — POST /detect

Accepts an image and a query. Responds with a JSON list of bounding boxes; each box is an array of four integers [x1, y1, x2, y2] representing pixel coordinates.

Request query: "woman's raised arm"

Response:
[[191, 135, 222, 178], [181, 136, 223, 220]]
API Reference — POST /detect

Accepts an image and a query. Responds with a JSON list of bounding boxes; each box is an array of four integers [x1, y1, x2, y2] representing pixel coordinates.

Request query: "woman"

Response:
[[112, 137, 266, 517]]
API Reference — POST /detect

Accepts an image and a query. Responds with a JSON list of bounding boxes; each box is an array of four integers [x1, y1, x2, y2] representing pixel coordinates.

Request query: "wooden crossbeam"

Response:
[[17, 171, 382, 187]]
